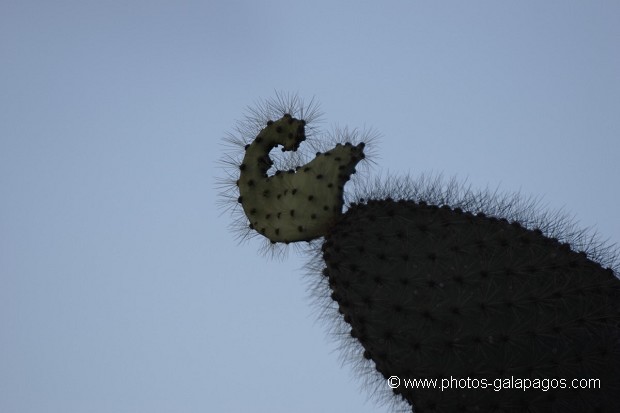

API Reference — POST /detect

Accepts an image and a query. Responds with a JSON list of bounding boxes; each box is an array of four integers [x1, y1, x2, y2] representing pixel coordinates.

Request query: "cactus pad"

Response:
[[322, 199, 620, 412], [237, 114, 365, 243]]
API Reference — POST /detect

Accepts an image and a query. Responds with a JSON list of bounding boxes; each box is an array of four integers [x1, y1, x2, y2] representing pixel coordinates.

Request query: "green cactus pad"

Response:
[[237, 114, 365, 243]]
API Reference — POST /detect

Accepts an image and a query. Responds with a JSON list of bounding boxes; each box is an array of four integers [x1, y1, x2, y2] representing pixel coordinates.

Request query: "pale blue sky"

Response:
[[2, 1, 619, 412]]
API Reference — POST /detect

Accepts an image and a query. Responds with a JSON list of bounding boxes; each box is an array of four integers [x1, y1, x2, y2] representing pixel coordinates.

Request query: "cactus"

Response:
[[236, 112, 365, 243], [219, 94, 620, 412]]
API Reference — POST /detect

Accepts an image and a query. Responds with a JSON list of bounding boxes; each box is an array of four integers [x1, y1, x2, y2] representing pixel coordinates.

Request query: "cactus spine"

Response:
[[220, 95, 620, 412]]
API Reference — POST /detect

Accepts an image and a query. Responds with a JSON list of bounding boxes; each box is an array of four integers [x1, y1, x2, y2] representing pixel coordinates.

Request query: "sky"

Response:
[[1, 1, 619, 412]]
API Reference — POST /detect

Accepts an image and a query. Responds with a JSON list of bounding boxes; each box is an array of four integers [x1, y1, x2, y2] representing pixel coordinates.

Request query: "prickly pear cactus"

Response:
[[237, 112, 365, 242], [219, 94, 620, 412]]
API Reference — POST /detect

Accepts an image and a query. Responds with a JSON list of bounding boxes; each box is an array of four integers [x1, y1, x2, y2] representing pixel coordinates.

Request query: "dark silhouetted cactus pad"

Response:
[[322, 199, 620, 412]]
